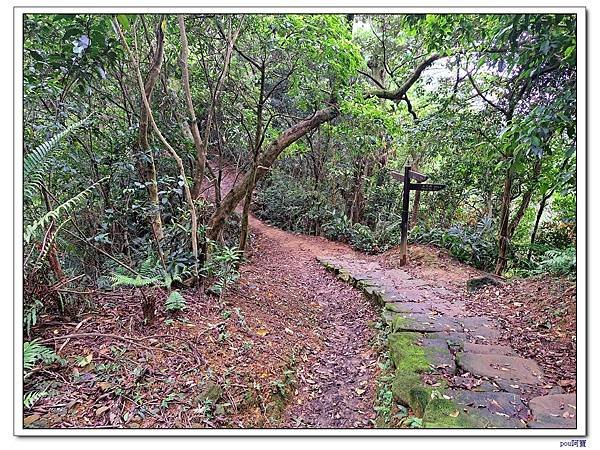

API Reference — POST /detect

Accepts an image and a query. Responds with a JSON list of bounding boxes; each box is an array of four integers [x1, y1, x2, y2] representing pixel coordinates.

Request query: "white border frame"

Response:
[[13, 3, 587, 437]]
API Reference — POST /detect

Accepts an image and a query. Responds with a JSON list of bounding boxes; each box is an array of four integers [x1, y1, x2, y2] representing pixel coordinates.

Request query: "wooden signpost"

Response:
[[393, 165, 446, 266]]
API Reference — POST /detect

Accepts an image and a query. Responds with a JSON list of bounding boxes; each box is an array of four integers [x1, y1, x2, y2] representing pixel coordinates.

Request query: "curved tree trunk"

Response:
[[207, 106, 339, 241]]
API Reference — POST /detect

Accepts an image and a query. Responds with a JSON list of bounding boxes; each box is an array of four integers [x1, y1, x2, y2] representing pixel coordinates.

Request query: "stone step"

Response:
[[419, 338, 455, 371], [444, 389, 529, 428], [387, 311, 462, 333], [527, 393, 576, 428], [462, 342, 517, 356], [456, 353, 545, 385]]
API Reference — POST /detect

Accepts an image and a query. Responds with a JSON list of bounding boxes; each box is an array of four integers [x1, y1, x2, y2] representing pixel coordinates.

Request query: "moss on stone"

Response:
[[388, 332, 430, 373], [423, 398, 478, 428], [391, 370, 438, 417], [338, 269, 351, 282]]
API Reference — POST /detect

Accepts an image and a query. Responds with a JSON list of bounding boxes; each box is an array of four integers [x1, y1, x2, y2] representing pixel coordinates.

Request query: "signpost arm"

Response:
[[399, 165, 411, 266]]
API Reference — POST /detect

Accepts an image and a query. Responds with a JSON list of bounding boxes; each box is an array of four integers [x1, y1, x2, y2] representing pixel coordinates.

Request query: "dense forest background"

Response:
[[23, 12, 576, 328]]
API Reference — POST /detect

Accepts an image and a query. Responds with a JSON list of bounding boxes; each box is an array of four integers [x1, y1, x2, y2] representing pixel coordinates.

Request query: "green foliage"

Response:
[[24, 299, 43, 337], [24, 176, 108, 244], [24, 339, 63, 374], [23, 390, 48, 409], [412, 219, 498, 271], [535, 247, 576, 277], [537, 220, 576, 250], [165, 290, 187, 312], [206, 245, 241, 296], [254, 170, 328, 234], [322, 210, 353, 242], [110, 273, 158, 288], [24, 115, 93, 200]]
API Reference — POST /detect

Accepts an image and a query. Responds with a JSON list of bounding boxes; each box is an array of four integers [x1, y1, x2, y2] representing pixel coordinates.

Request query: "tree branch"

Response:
[[366, 54, 441, 101]]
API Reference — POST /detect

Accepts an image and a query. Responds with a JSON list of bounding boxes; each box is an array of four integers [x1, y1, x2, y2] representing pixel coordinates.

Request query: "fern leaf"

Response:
[[24, 176, 108, 244], [165, 290, 186, 311], [110, 273, 158, 288], [24, 115, 93, 200], [24, 339, 60, 373], [23, 390, 48, 409]]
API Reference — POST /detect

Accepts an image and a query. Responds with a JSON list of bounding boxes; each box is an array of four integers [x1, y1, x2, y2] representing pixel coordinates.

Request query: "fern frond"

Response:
[[24, 339, 60, 373], [165, 290, 186, 311], [24, 115, 93, 200], [110, 273, 158, 288], [139, 257, 162, 280], [23, 300, 43, 337], [23, 390, 47, 409], [25, 218, 72, 273], [24, 176, 108, 244]]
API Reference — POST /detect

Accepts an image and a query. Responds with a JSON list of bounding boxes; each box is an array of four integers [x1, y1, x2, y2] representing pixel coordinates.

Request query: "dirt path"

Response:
[[244, 218, 380, 428], [209, 170, 380, 427]]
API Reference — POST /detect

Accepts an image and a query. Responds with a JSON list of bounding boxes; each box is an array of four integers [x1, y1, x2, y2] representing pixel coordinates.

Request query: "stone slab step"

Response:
[[463, 342, 517, 356], [387, 312, 462, 333], [456, 353, 545, 385], [445, 389, 529, 428], [527, 393, 576, 428], [420, 338, 456, 371]]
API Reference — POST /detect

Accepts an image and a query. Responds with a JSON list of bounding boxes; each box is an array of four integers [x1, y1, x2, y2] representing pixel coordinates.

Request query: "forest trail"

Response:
[[23, 170, 576, 430], [216, 170, 381, 427], [220, 170, 575, 428], [215, 169, 574, 428]]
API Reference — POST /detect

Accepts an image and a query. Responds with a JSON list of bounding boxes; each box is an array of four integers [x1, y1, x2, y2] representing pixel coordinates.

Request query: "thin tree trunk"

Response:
[[115, 18, 199, 279], [495, 166, 512, 275], [528, 192, 551, 261], [135, 18, 165, 242], [238, 166, 257, 255], [187, 16, 241, 199], [178, 15, 207, 200]]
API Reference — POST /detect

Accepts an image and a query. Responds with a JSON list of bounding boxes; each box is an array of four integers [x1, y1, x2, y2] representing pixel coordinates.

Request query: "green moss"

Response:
[[423, 398, 478, 428], [338, 269, 351, 282], [409, 388, 432, 417], [391, 369, 421, 405], [388, 332, 430, 373]]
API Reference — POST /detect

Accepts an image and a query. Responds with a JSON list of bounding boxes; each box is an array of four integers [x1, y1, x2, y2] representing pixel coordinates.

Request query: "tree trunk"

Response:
[[135, 19, 165, 242], [495, 167, 513, 275], [188, 16, 241, 199], [207, 106, 339, 241], [116, 17, 199, 278], [238, 166, 257, 255], [528, 192, 551, 261], [495, 157, 543, 274], [178, 15, 208, 200]]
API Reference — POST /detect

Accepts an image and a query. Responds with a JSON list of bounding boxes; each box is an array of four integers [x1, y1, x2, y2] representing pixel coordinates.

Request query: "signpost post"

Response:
[[394, 165, 446, 266]]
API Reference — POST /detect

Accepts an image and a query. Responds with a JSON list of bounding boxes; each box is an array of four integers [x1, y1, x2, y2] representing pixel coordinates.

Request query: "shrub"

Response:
[[534, 247, 576, 277], [254, 170, 327, 233], [322, 210, 353, 242], [411, 219, 497, 271]]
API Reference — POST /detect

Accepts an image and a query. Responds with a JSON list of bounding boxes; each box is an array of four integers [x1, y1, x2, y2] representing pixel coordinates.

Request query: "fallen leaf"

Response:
[[256, 328, 269, 337], [24, 415, 40, 426], [355, 388, 365, 395], [449, 411, 460, 417], [78, 353, 93, 367], [98, 382, 112, 391], [95, 406, 110, 416]]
